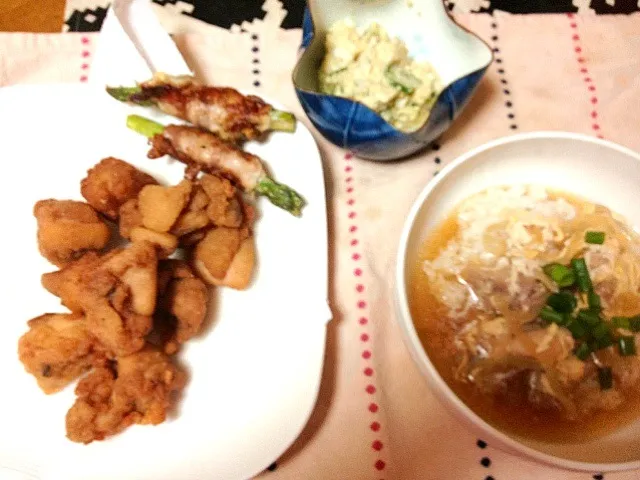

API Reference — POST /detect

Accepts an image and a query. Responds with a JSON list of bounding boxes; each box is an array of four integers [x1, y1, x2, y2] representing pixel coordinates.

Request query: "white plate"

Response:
[[0, 84, 331, 480]]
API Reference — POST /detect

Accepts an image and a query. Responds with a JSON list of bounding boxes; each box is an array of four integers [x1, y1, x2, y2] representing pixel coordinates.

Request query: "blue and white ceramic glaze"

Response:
[[292, 0, 493, 161]]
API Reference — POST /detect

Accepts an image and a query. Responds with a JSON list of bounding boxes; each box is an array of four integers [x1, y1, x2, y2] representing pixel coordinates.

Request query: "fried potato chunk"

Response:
[[81, 157, 157, 220], [130, 227, 178, 258], [138, 180, 192, 233], [200, 174, 243, 228], [42, 242, 158, 357], [66, 348, 186, 444], [193, 228, 255, 290], [34, 200, 111, 267], [154, 260, 208, 354], [18, 313, 105, 394]]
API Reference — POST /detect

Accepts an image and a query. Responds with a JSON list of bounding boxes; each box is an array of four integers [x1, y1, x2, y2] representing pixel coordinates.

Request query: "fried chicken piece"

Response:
[[199, 174, 244, 228], [118, 198, 143, 239], [41, 252, 102, 313], [18, 313, 105, 394], [42, 243, 158, 357], [66, 348, 186, 444], [138, 180, 192, 233], [193, 227, 255, 290], [154, 260, 208, 354], [34, 200, 111, 267], [81, 157, 158, 219]]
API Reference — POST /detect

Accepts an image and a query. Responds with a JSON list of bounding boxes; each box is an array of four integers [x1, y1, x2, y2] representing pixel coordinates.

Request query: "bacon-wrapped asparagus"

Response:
[[107, 74, 296, 143], [126, 115, 305, 217]]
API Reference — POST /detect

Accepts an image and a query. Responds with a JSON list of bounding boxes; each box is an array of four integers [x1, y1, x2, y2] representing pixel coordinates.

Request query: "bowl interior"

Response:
[[294, 0, 492, 93], [398, 132, 640, 469]]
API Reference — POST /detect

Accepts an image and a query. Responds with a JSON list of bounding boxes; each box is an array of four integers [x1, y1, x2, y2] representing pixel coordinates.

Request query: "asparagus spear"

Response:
[[107, 84, 296, 137], [126, 115, 305, 217]]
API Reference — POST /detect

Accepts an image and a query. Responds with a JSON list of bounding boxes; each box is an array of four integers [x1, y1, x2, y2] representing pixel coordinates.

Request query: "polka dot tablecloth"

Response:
[[1, 3, 640, 479]]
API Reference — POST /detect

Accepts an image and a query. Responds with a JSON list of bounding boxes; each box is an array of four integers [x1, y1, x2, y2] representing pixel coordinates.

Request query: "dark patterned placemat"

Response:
[[63, 0, 640, 33]]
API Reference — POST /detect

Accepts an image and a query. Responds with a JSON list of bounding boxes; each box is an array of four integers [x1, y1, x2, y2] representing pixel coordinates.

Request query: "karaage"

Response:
[[66, 348, 186, 444], [34, 200, 111, 267], [18, 313, 105, 394], [81, 157, 157, 219]]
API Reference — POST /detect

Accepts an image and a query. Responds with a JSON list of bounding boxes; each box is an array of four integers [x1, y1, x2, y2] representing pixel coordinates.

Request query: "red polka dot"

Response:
[[580, 67, 588, 73], [356, 284, 365, 292], [345, 166, 352, 172], [81, 63, 89, 69], [597, 134, 604, 139], [592, 124, 600, 130], [370, 421, 381, 431], [352, 253, 361, 260], [364, 367, 374, 376], [591, 111, 598, 118], [346, 187, 354, 193], [567, 12, 575, 19], [82, 51, 90, 58], [361, 333, 369, 342], [577, 57, 585, 63], [345, 153, 353, 160], [358, 300, 367, 309], [347, 199, 355, 205], [575, 46, 582, 53], [588, 85, 596, 91], [346, 177, 353, 183], [350, 239, 359, 246], [591, 97, 598, 104], [572, 34, 580, 41], [366, 385, 377, 394], [372, 440, 383, 451], [81, 36, 89, 44], [348, 211, 356, 219], [584, 77, 591, 83], [349, 226, 357, 233], [375, 460, 386, 471], [362, 350, 371, 359], [354, 268, 362, 276], [570, 22, 577, 28], [80, 75, 88, 82], [359, 316, 368, 325], [368, 402, 378, 413]]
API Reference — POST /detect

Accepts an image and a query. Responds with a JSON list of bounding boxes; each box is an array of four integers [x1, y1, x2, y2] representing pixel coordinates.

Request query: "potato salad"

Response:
[[319, 20, 442, 132]]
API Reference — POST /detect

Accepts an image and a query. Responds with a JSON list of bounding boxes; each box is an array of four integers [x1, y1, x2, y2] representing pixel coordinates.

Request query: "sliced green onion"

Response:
[[598, 367, 613, 390], [543, 263, 576, 287], [597, 332, 614, 349], [571, 258, 593, 292], [587, 290, 601, 312], [547, 292, 577, 313], [591, 322, 610, 340], [585, 231, 606, 244], [612, 317, 631, 330], [574, 342, 591, 361], [568, 320, 588, 340], [629, 316, 640, 332], [540, 306, 564, 324], [618, 336, 637, 356], [577, 309, 600, 327]]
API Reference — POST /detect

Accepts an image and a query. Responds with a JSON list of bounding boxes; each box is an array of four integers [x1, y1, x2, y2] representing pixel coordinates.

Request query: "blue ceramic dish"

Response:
[[292, 0, 493, 161]]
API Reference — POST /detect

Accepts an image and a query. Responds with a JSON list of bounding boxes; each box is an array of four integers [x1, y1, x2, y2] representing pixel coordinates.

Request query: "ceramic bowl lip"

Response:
[[291, 3, 494, 136], [394, 131, 640, 473]]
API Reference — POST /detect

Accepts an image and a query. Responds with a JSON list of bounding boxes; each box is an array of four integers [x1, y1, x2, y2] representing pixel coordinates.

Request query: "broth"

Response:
[[408, 187, 640, 443]]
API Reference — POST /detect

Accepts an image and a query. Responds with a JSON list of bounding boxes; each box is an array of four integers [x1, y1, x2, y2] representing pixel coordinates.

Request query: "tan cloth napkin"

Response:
[[2, 10, 640, 480]]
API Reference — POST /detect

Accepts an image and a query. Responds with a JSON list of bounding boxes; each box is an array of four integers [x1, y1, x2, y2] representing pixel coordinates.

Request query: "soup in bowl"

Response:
[[395, 132, 640, 471]]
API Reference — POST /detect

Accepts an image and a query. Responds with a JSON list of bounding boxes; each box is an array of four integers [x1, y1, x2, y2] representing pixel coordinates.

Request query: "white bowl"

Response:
[[395, 131, 640, 472]]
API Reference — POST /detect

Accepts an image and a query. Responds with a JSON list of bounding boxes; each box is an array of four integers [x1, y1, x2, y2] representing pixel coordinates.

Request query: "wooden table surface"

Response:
[[0, 0, 66, 32]]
